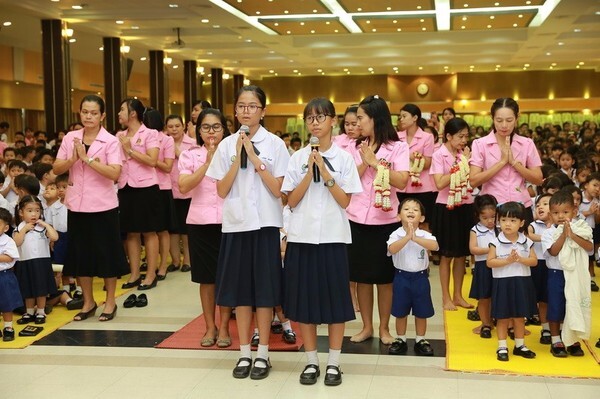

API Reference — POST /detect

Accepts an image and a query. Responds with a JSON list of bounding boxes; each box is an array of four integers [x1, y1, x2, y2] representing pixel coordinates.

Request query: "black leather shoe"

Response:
[[480, 326, 492, 339], [567, 343, 584, 356], [138, 278, 157, 291], [167, 264, 180, 272], [156, 274, 166, 281], [550, 342, 568, 357], [283, 329, 296, 344], [496, 347, 509, 361], [72, 291, 83, 300], [122, 277, 142, 289], [513, 345, 536, 359], [251, 332, 259, 347], [250, 358, 271, 380], [17, 313, 34, 325], [67, 297, 84, 310], [324, 365, 342, 386], [2, 327, 14, 342], [135, 293, 148, 308], [539, 329, 551, 345], [123, 294, 137, 308], [414, 339, 434, 356], [232, 357, 252, 379], [299, 364, 320, 385], [389, 338, 408, 355], [140, 263, 148, 272], [181, 264, 191, 272]]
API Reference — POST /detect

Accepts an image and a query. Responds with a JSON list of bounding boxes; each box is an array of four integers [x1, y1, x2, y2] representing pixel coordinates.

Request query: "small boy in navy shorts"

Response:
[[387, 198, 439, 356]]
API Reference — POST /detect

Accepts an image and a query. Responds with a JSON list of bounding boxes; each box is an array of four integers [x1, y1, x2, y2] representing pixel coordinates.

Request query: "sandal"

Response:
[[467, 309, 480, 321], [73, 304, 98, 321], [480, 325, 492, 339], [217, 337, 232, 348], [201, 331, 218, 347], [98, 305, 117, 322]]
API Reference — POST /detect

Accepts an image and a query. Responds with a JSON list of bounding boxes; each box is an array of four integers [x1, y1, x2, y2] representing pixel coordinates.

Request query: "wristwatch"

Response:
[[324, 178, 335, 187], [127, 148, 134, 155], [86, 157, 95, 165], [257, 164, 266, 171]]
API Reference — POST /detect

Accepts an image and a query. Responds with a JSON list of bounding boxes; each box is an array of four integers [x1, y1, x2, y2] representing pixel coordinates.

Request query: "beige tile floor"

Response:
[[1, 266, 598, 399]]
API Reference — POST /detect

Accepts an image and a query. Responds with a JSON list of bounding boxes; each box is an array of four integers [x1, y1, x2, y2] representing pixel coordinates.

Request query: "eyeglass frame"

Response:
[[304, 114, 331, 124], [199, 123, 224, 133], [235, 104, 263, 114]]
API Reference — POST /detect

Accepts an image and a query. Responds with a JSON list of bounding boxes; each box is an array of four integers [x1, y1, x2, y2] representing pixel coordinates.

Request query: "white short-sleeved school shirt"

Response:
[[281, 143, 362, 244], [471, 223, 496, 262], [44, 201, 68, 233], [541, 225, 562, 270], [14, 221, 51, 261], [530, 220, 549, 260], [0, 233, 19, 271], [579, 197, 596, 256], [489, 232, 534, 278], [386, 226, 438, 272], [205, 126, 290, 233]]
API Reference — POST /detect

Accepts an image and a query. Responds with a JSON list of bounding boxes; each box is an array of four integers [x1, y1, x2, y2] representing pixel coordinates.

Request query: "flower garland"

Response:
[[447, 154, 473, 210], [373, 158, 393, 212], [409, 152, 425, 187]]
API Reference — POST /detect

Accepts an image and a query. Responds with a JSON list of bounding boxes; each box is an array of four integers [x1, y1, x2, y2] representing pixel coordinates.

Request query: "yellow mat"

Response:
[[1, 277, 133, 349], [445, 271, 600, 378]]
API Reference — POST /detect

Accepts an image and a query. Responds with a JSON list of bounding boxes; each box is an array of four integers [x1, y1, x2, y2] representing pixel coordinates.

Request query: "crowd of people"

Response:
[[0, 90, 599, 384]]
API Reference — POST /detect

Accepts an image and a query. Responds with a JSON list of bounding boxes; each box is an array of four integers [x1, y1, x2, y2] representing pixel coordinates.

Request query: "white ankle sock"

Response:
[[4, 321, 13, 328], [415, 335, 425, 343], [238, 344, 251, 367], [282, 320, 292, 331], [255, 344, 269, 367], [498, 339, 507, 349], [327, 348, 341, 373], [551, 336, 562, 344], [515, 338, 524, 348], [305, 350, 319, 373], [542, 322, 550, 331]]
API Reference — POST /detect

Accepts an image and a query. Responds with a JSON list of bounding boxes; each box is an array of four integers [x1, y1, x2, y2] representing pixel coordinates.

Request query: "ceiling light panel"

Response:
[[222, 0, 328, 16], [261, 18, 347, 35], [450, 0, 543, 6], [338, 0, 435, 12], [353, 16, 437, 33], [450, 11, 535, 29]]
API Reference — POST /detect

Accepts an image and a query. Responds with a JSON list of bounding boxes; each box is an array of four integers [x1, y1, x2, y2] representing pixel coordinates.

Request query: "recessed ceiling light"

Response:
[[317, 69, 322, 72], [313, 9, 317, 13], [573, 28, 581, 32], [546, 52, 551, 56], [464, 3, 469, 7], [99, 46, 104, 51], [368, 67, 373, 71], [526, 0, 531, 4], [269, 70, 274, 73], [207, 51, 213, 55], [201, 19, 209, 23], [487, 24, 492, 28], [490, 16, 495, 19], [495, 64, 501, 68], [417, 5, 422, 9], [140, 57, 147, 61], [2, 21, 11, 27], [443, 66, 449, 69], [289, 60, 294, 63], [274, 23, 279, 26], [286, 30, 291, 34], [357, 8, 362, 11], [494, 2, 500, 5], [372, 28, 376, 32], [69, 38, 76, 43], [422, 27, 426, 31], [334, 29, 339, 32], [169, 3, 178, 7], [579, 61, 585, 65], [311, 30, 315, 33], [366, 20, 370, 24], [131, 26, 139, 29], [269, 50, 275, 54], [420, 19, 425, 22], [518, 14, 523, 18], [393, 20, 397, 23], [116, 20, 124, 24], [298, 72, 302, 75], [524, 63, 530, 67], [418, 66, 423, 70], [284, 10, 289, 14], [255, 11, 260, 15], [397, 28, 401, 31], [343, 68, 349, 72], [293, 69, 298, 73], [513, 23, 518, 27], [576, 65, 580, 69], [213, 25, 220, 28], [300, 22, 305, 26], [462, 16, 467, 21], [326, 21, 330, 25], [558, 42, 564, 45], [72, 5, 83, 10], [469, 65, 474, 68], [551, 62, 557, 66], [387, 7, 392, 11], [461, 26, 465, 29]]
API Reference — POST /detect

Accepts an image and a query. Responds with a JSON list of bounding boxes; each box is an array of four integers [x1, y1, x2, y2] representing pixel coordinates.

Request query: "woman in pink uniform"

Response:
[[470, 98, 543, 224], [346, 95, 409, 344], [53, 95, 128, 322]]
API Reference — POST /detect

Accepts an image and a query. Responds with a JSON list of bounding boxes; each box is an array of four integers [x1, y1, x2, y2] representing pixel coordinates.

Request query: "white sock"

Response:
[[415, 335, 425, 343], [36, 308, 45, 316], [26, 308, 34, 315], [551, 336, 562, 344], [253, 328, 259, 335], [273, 314, 280, 322], [255, 344, 269, 367], [76, 286, 82, 292], [238, 344, 251, 367], [397, 335, 407, 342], [305, 350, 319, 373], [62, 285, 70, 292], [327, 348, 341, 373], [4, 321, 13, 329], [498, 339, 507, 349], [515, 338, 524, 348], [542, 322, 550, 331], [282, 320, 292, 331]]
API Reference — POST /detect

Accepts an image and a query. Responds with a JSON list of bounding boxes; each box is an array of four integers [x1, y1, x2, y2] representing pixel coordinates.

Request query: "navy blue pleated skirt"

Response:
[[491, 276, 537, 319], [530, 259, 548, 303], [215, 227, 281, 308], [469, 260, 493, 300], [14, 258, 57, 299], [0, 270, 24, 312], [52, 231, 68, 265], [283, 242, 355, 325]]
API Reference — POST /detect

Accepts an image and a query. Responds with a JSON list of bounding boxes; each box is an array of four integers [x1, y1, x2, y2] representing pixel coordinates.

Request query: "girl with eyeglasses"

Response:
[[179, 108, 232, 349], [206, 85, 290, 380]]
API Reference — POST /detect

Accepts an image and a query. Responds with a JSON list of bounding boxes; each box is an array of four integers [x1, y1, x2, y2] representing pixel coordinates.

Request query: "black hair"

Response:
[[7, 159, 27, 171], [551, 144, 562, 152], [234, 85, 267, 108], [121, 98, 145, 123], [35, 140, 47, 148], [356, 95, 399, 149], [80, 94, 106, 114], [165, 114, 184, 126], [474, 194, 498, 216], [541, 176, 563, 193], [400, 103, 422, 120], [15, 195, 43, 225], [423, 125, 439, 144], [30, 162, 53, 181], [0, 173, 5, 187], [303, 97, 335, 121], [444, 117, 470, 142], [560, 185, 582, 201], [549, 190, 575, 208], [0, 207, 12, 226], [14, 174, 40, 196], [339, 105, 358, 135], [497, 201, 527, 231], [399, 197, 426, 215], [3, 147, 16, 157], [442, 107, 456, 117], [55, 173, 69, 185], [0, 121, 9, 129], [535, 192, 553, 205], [290, 137, 302, 146], [33, 149, 55, 163], [21, 146, 35, 155], [583, 171, 600, 188], [490, 98, 519, 138], [192, 100, 212, 109], [33, 131, 46, 138], [194, 108, 231, 146], [143, 108, 164, 131], [548, 171, 573, 188]]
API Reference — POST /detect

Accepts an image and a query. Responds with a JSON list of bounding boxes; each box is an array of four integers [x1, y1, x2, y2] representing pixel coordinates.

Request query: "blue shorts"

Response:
[[546, 269, 566, 322], [391, 269, 434, 319]]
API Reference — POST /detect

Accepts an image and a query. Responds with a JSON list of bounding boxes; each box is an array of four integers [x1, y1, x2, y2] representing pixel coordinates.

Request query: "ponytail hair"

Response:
[[15, 195, 43, 226]]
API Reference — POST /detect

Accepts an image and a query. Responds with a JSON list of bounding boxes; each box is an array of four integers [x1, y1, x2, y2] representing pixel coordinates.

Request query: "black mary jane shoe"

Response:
[[324, 365, 342, 386], [250, 358, 272, 380], [513, 345, 536, 359], [123, 294, 137, 308], [389, 338, 408, 355], [414, 339, 434, 356], [480, 326, 492, 339], [496, 347, 509, 361], [232, 357, 252, 379], [3, 327, 15, 342], [122, 277, 142, 289], [299, 364, 320, 385], [135, 293, 148, 308], [17, 313, 35, 325], [156, 273, 167, 281], [98, 305, 117, 322], [138, 278, 157, 291]]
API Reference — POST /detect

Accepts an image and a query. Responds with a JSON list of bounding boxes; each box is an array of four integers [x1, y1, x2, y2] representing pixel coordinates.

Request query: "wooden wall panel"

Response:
[[0, 45, 14, 81], [23, 50, 42, 84]]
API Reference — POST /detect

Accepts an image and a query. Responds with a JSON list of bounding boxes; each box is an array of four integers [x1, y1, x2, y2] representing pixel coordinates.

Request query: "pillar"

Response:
[[211, 68, 224, 113], [149, 50, 167, 118], [102, 37, 126, 132], [183, 60, 197, 124]]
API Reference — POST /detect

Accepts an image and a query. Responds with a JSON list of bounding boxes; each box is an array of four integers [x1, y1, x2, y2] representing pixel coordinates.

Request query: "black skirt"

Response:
[[63, 208, 129, 278], [156, 189, 177, 232], [348, 221, 399, 284], [15, 258, 57, 298], [491, 276, 537, 319], [188, 224, 222, 284], [118, 184, 163, 233], [170, 198, 191, 234], [283, 242, 355, 325], [469, 260, 493, 300], [397, 191, 437, 223], [431, 203, 474, 258], [215, 227, 282, 308]]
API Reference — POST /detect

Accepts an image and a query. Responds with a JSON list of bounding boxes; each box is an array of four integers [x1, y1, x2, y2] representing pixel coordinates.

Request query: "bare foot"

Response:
[[443, 300, 458, 311], [350, 328, 373, 343], [472, 324, 483, 334], [454, 298, 474, 309], [379, 331, 395, 345]]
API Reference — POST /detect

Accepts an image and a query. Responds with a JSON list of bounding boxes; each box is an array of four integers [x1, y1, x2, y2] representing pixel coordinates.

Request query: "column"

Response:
[[183, 60, 197, 125], [211, 68, 224, 113], [41, 19, 70, 135], [149, 50, 167, 118], [102, 37, 126, 132], [232, 74, 245, 131]]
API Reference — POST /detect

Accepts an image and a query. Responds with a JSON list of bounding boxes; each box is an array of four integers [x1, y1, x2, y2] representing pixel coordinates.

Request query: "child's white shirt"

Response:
[[14, 221, 51, 260], [471, 223, 496, 262], [387, 226, 438, 272], [530, 220, 549, 260], [44, 201, 68, 233], [0, 233, 19, 271], [489, 232, 534, 278]]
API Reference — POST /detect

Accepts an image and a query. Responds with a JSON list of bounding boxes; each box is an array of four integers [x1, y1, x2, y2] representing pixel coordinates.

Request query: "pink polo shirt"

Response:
[[346, 140, 409, 225], [116, 124, 159, 189], [397, 128, 435, 193], [156, 133, 175, 190], [429, 144, 473, 205], [470, 131, 542, 208], [332, 134, 355, 153], [178, 145, 223, 225], [170, 135, 196, 199], [56, 128, 122, 213]]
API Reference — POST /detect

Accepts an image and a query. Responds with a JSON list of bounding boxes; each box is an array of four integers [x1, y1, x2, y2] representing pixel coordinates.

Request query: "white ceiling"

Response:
[[0, 0, 598, 80]]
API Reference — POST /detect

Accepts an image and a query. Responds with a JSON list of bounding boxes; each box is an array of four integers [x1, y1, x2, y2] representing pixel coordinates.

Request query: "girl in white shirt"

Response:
[[282, 98, 361, 387]]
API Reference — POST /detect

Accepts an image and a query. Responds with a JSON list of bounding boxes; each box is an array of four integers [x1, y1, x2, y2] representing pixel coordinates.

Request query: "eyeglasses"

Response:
[[200, 123, 224, 133], [305, 114, 330, 124], [235, 104, 263, 114]]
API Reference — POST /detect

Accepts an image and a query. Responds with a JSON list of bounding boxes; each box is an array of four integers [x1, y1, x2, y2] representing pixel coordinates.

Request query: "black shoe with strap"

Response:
[[299, 364, 320, 385], [232, 357, 252, 379], [250, 357, 271, 380], [324, 365, 342, 386]]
